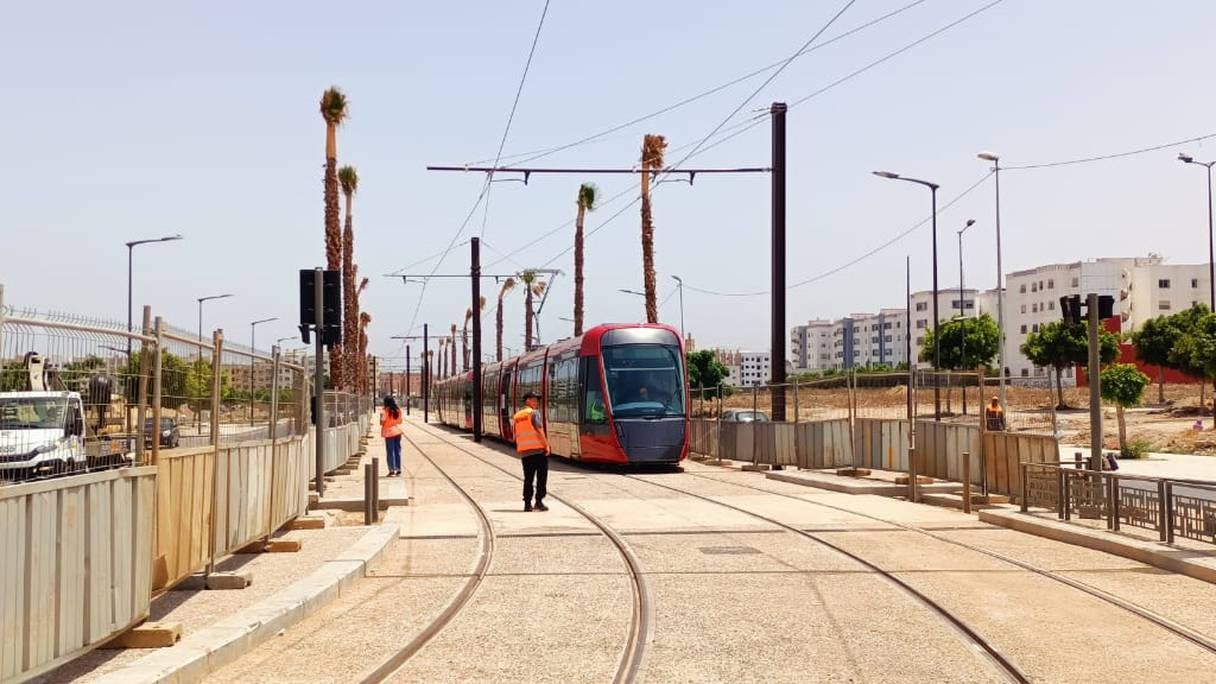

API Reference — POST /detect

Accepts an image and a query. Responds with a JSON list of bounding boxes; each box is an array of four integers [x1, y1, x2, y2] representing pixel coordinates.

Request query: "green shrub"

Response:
[[1120, 438, 1152, 459]]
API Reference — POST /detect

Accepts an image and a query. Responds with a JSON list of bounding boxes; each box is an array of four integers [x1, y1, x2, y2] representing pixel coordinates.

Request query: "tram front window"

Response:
[[602, 344, 685, 418]]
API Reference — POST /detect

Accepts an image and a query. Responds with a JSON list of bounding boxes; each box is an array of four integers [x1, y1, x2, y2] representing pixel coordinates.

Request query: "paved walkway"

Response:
[[76, 418, 1216, 682]]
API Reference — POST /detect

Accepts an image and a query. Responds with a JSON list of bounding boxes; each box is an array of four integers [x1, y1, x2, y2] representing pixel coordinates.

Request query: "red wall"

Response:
[[1075, 317, 1199, 386]]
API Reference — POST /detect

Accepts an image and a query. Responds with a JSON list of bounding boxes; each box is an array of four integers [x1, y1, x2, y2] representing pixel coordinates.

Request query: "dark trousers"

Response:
[[521, 452, 548, 504]]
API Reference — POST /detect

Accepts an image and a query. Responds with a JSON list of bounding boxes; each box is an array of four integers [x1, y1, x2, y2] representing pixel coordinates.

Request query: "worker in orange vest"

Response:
[[514, 391, 549, 512], [984, 396, 1006, 432]]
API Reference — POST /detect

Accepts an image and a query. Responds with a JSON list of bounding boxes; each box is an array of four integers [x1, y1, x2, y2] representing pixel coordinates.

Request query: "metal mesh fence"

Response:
[[0, 309, 154, 483]]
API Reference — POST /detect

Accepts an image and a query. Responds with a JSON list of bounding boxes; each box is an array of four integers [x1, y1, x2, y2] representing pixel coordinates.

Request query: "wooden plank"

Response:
[[214, 448, 229, 557], [111, 477, 134, 629], [133, 474, 155, 616], [0, 498, 23, 680], [25, 490, 57, 668], [172, 456, 188, 582], [86, 480, 113, 644], [57, 485, 86, 656]]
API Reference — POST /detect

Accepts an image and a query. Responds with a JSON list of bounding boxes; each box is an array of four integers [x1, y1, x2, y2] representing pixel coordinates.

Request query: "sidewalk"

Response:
[[1058, 444, 1216, 480]]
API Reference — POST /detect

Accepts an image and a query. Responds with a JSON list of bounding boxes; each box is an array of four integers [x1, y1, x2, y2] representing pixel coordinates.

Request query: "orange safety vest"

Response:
[[513, 407, 548, 454], [381, 409, 403, 439]]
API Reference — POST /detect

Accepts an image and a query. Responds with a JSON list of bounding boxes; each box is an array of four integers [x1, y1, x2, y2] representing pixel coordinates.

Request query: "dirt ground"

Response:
[[693, 381, 1216, 456]]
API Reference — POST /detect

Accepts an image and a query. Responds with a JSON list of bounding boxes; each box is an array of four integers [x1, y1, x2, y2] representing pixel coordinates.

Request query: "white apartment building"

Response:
[[1004, 256, 1209, 382], [908, 287, 981, 360], [790, 319, 833, 372], [790, 310, 910, 372], [711, 349, 773, 388]]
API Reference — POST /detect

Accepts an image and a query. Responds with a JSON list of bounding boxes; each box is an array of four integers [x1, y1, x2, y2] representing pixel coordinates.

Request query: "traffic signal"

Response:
[[299, 269, 342, 346], [1059, 295, 1082, 325]]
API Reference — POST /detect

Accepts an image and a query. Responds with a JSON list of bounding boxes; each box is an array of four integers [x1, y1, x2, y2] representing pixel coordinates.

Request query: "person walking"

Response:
[[381, 395, 404, 476], [513, 391, 549, 512]]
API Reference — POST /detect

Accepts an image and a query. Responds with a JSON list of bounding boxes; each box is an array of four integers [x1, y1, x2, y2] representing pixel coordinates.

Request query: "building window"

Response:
[[1192, 278, 1200, 289], [916, 320, 926, 329], [1032, 323, 1039, 332], [1019, 284, 1027, 293], [1021, 368, 1030, 377], [1020, 324, 1027, 334], [1032, 303, 1038, 313], [915, 302, 927, 312], [884, 335, 892, 343], [1039, 280, 1044, 290], [1021, 304, 1027, 314], [1048, 301, 1055, 310], [916, 336, 924, 345], [1158, 279, 1171, 289], [1047, 279, 1054, 289], [1071, 277, 1079, 288], [1031, 282, 1038, 293], [1159, 300, 1171, 311], [883, 322, 892, 330]]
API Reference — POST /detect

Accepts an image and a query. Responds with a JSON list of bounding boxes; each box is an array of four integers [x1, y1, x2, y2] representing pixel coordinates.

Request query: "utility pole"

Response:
[[405, 346, 411, 415], [472, 238, 484, 442], [312, 268, 326, 497], [771, 101, 788, 422], [1087, 292, 1102, 472], [423, 324, 429, 423]]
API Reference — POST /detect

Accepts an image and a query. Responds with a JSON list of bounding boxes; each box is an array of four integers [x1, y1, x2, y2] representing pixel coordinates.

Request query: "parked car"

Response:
[[144, 417, 181, 449], [720, 409, 770, 423]]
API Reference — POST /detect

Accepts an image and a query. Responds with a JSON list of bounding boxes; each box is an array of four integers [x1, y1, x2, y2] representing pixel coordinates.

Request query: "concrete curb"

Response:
[[765, 470, 963, 497], [91, 523, 400, 684], [978, 509, 1216, 585]]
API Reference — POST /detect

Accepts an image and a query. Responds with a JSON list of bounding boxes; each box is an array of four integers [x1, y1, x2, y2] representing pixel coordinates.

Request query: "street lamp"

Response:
[[1178, 153, 1216, 310], [250, 317, 279, 424], [873, 170, 942, 420], [619, 288, 645, 296], [671, 275, 685, 344], [977, 151, 1007, 412], [126, 234, 183, 349], [958, 218, 976, 415], [197, 293, 234, 349]]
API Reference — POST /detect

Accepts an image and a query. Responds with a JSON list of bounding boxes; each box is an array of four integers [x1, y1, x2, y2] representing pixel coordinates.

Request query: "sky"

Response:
[[4, 1, 1216, 367]]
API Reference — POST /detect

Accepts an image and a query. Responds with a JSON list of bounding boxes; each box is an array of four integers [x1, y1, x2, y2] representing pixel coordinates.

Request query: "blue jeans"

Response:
[[385, 436, 402, 472]]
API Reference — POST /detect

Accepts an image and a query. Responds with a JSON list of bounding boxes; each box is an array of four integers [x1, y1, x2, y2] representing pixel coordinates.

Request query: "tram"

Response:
[[431, 323, 688, 465]]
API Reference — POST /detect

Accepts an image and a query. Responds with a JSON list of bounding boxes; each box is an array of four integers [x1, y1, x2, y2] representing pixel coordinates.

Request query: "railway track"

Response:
[[364, 423, 651, 684], [617, 471, 1030, 683], [678, 468, 1216, 658]]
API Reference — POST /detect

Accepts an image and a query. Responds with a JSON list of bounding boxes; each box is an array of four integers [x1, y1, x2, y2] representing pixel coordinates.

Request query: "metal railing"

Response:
[[1021, 462, 1216, 546]]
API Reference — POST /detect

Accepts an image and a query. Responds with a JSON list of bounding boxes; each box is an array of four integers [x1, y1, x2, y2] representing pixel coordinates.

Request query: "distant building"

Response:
[[708, 348, 771, 388]]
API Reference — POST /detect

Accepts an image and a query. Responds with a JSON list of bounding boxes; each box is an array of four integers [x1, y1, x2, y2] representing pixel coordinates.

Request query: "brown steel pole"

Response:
[[472, 238, 484, 442], [770, 101, 787, 422], [405, 346, 411, 416], [423, 324, 430, 424]]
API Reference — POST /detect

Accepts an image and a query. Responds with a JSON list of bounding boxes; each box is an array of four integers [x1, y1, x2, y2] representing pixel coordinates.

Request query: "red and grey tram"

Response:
[[431, 323, 688, 465]]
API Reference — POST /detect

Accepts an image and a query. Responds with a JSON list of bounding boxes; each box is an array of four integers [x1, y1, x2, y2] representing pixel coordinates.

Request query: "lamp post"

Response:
[[958, 218, 976, 415], [250, 317, 279, 424], [126, 234, 183, 352], [1178, 153, 1216, 310], [873, 171, 941, 420], [197, 293, 234, 354], [978, 151, 1006, 412], [671, 275, 685, 344]]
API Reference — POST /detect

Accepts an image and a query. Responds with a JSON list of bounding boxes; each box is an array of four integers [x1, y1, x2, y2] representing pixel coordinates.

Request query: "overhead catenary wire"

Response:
[[461, 0, 931, 169], [1003, 131, 1216, 170]]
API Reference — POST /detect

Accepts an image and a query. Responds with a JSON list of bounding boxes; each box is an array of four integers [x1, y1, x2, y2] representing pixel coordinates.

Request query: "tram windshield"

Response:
[[602, 344, 685, 418]]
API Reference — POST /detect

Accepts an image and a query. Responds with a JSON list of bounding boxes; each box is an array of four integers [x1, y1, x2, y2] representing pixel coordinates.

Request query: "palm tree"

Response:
[[574, 183, 598, 336], [462, 296, 487, 371], [356, 275, 369, 388], [639, 134, 667, 324], [338, 165, 359, 390], [520, 270, 547, 352], [358, 312, 371, 393], [320, 86, 348, 386], [496, 278, 516, 361], [450, 324, 458, 376]]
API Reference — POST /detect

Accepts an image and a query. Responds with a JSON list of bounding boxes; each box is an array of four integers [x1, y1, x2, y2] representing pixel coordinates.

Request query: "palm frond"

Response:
[[642, 134, 668, 169], [358, 277, 369, 295], [499, 277, 516, 298], [520, 270, 536, 286], [479, 295, 487, 311], [319, 87, 349, 125], [464, 308, 474, 324], [578, 182, 599, 211], [338, 165, 359, 195], [531, 280, 547, 297]]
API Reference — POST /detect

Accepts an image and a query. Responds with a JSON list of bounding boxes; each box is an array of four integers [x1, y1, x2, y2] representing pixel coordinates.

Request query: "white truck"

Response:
[[0, 354, 132, 480]]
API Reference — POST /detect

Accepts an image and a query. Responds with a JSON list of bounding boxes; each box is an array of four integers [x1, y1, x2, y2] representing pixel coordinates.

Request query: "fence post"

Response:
[[1163, 480, 1174, 544], [0, 285, 5, 356], [206, 328, 224, 576], [1157, 479, 1169, 542], [1061, 469, 1070, 521], [962, 451, 972, 514], [1110, 475, 1120, 531], [751, 384, 758, 466], [269, 349, 281, 443], [151, 316, 164, 465], [135, 305, 152, 465], [715, 384, 723, 464], [908, 446, 920, 503], [1020, 463, 1028, 513]]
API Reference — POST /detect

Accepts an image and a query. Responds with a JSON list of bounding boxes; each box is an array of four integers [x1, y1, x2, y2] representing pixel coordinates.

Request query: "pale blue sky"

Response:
[[4, 1, 1215, 363]]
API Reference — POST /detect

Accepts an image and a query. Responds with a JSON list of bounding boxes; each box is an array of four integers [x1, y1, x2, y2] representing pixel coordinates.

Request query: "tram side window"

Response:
[[582, 357, 606, 424], [548, 356, 578, 423]]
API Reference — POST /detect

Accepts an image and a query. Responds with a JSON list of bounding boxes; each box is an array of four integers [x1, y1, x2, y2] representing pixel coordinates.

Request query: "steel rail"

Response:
[[682, 470, 1216, 659], [356, 429, 496, 684], [622, 472, 1029, 683], [412, 422, 652, 684]]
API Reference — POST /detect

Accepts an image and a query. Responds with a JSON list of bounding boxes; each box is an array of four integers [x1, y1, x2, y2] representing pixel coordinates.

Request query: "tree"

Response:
[[639, 134, 667, 324], [918, 314, 1001, 370], [1100, 363, 1150, 456], [496, 278, 515, 361], [1170, 310, 1216, 426], [358, 312, 371, 393], [1131, 305, 1208, 404], [338, 164, 359, 390], [686, 350, 729, 399], [439, 339, 448, 378], [320, 86, 349, 388], [574, 183, 598, 336], [520, 271, 546, 351], [1020, 321, 1119, 409], [462, 296, 487, 371], [450, 324, 458, 377]]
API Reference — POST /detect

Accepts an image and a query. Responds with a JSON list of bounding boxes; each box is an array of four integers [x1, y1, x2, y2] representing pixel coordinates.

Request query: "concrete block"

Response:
[[265, 539, 303, 553], [206, 571, 253, 590], [741, 463, 772, 472], [101, 621, 182, 649], [287, 516, 326, 530], [894, 475, 935, 485], [836, 467, 871, 477]]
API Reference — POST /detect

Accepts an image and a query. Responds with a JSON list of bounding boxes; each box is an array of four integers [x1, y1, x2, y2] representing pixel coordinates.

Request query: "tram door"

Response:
[[499, 370, 514, 442]]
